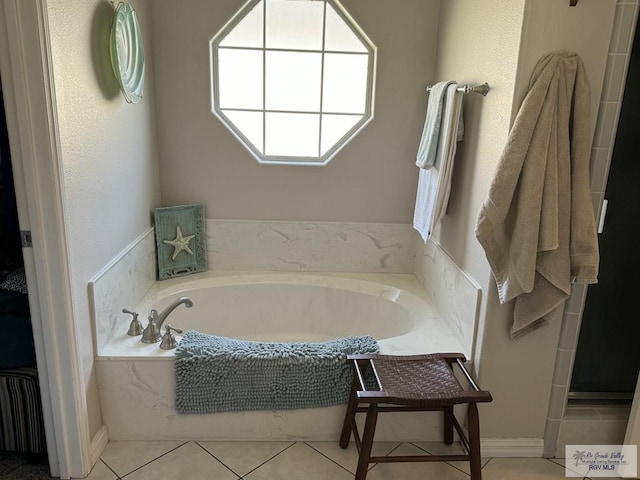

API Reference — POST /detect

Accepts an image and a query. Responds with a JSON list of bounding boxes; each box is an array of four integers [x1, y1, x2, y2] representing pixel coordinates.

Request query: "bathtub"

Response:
[[95, 272, 467, 441]]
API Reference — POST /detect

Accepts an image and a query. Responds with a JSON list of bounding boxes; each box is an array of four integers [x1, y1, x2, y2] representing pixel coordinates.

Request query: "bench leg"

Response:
[[467, 402, 482, 480], [444, 406, 454, 444], [355, 403, 378, 480]]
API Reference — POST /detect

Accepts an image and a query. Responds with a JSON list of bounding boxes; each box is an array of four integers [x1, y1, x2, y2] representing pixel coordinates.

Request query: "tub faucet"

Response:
[[160, 324, 183, 350], [141, 296, 193, 344], [122, 308, 143, 336]]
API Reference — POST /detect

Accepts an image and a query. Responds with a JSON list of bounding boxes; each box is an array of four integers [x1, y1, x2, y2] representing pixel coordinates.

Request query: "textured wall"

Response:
[[431, 0, 616, 440], [433, 0, 526, 296], [428, 0, 527, 435], [478, 0, 615, 440], [46, 0, 161, 438], [41, 0, 618, 448], [150, 0, 440, 223]]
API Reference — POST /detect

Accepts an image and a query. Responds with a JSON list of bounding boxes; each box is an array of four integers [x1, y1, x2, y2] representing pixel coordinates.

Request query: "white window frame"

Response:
[[210, 0, 376, 166]]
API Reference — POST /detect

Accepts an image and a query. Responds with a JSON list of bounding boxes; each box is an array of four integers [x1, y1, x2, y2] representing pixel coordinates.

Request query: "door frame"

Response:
[[0, 0, 90, 478], [623, 375, 640, 477]]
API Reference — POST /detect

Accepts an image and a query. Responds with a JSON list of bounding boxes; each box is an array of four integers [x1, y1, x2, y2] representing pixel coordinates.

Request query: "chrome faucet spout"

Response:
[[155, 296, 193, 332], [141, 296, 193, 344]]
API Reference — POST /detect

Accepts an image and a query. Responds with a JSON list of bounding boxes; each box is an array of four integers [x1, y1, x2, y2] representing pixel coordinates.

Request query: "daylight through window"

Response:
[[210, 0, 376, 165]]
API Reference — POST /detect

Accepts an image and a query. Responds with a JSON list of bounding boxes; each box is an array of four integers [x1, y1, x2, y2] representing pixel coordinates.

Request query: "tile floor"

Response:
[[84, 440, 594, 480]]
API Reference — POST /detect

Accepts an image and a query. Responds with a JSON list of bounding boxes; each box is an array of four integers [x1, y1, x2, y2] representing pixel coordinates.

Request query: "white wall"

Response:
[[46, 0, 161, 438], [150, 0, 440, 223], [431, 0, 616, 440]]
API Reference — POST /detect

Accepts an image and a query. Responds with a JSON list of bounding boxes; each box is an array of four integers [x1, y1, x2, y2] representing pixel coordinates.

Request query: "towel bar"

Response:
[[426, 82, 490, 96]]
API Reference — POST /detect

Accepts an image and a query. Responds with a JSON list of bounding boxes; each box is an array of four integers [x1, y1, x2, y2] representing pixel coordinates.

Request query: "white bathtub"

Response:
[[96, 272, 466, 441]]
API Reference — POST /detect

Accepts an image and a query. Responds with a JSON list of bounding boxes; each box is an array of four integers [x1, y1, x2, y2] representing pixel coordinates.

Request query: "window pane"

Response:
[[324, 3, 367, 52], [223, 110, 264, 153], [211, 0, 375, 164], [265, 112, 319, 157], [322, 53, 368, 114], [217, 49, 263, 110], [219, 1, 264, 48], [265, 0, 324, 50], [266, 51, 321, 111], [321, 114, 361, 155]]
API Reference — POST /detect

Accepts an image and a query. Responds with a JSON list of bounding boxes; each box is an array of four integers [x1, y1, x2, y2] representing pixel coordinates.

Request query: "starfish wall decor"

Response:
[[154, 204, 207, 280], [163, 225, 196, 260]]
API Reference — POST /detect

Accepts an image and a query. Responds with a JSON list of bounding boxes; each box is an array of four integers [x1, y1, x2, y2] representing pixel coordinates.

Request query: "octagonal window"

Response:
[[210, 0, 376, 165]]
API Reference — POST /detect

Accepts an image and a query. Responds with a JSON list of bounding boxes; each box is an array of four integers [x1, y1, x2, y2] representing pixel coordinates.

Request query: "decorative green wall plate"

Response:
[[154, 204, 207, 280]]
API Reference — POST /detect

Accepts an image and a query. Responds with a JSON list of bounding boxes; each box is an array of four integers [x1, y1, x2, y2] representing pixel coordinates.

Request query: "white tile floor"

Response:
[[86, 440, 593, 479]]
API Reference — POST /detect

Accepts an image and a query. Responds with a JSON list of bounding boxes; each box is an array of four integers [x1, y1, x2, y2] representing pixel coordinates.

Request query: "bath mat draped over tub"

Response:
[[174, 330, 379, 414]]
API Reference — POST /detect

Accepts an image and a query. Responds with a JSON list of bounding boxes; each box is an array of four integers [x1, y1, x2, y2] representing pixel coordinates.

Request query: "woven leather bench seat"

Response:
[[0, 367, 46, 455], [340, 353, 492, 480]]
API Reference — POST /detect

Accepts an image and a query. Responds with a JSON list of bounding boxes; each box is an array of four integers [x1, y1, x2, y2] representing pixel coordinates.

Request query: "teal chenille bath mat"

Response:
[[174, 330, 379, 414]]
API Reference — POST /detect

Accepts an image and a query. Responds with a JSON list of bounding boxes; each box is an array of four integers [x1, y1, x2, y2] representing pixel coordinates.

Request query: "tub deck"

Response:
[[98, 272, 466, 358]]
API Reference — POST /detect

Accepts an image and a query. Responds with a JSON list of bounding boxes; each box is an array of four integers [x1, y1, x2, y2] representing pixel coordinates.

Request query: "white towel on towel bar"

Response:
[[416, 81, 453, 169], [413, 83, 464, 242]]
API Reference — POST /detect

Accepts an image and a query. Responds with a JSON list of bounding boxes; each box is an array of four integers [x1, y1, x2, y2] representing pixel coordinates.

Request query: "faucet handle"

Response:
[[122, 308, 143, 336], [160, 324, 183, 350], [166, 324, 183, 334]]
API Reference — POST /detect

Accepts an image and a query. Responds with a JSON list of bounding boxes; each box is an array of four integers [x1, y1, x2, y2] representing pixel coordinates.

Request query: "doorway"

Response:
[[570, 19, 640, 401], [0, 78, 49, 470], [0, 0, 94, 476]]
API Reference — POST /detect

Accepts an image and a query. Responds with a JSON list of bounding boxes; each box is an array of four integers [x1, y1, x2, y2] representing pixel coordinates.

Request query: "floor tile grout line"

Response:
[[303, 441, 362, 475], [118, 440, 190, 478], [194, 441, 245, 478], [98, 458, 122, 480], [234, 441, 297, 478], [362, 442, 410, 474], [363, 442, 488, 477], [551, 457, 594, 477], [445, 460, 473, 477], [408, 441, 468, 457], [409, 441, 433, 455], [410, 441, 496, 474], [548, 457, 565, 468], [386, 442, 404, 456], [409, 441, 475, 477]]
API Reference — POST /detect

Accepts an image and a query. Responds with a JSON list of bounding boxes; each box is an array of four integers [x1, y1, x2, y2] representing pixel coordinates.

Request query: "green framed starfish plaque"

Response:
[[154, 204, 207, 280]]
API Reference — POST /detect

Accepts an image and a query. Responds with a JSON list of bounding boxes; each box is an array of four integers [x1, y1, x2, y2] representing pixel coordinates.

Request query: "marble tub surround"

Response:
[[95, 272, 468, 441], [205, 220, 415, 273], [89, 222, 480, 360], [97, 357, 466, 442], [89, 221, 480, 359], [89, 228, 157, 354], [414, 238, 481, 357], [88, 220, 383, 354], [88, 220, 483, 443]]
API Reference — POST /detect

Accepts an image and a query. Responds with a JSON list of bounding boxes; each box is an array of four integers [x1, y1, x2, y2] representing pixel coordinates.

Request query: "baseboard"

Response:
[[480, 438, 544, 457], [90, 425, 109, 466]]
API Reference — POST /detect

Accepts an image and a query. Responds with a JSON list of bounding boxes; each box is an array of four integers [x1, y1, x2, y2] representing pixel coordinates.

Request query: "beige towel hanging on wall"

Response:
[[475, 50, 599, 339]]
